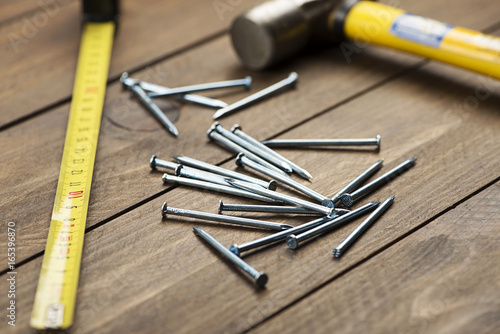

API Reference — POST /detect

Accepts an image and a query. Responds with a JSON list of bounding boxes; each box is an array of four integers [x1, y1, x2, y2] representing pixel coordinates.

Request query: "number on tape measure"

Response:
[[30, 22, 114, 330]]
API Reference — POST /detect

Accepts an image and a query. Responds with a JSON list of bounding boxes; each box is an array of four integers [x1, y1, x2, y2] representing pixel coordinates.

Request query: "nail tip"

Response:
[[213, 111, 224, 119], [304, 172, 314, 180]]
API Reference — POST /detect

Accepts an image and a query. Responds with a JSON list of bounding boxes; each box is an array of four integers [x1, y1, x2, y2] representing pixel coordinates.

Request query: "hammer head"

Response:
[[230, 0, 364, 70]]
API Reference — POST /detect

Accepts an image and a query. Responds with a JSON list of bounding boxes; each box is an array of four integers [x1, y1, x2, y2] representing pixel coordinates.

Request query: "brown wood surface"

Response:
[[0, 0, 266, 128], [0, 0, 69, 25], [1, 0, 500, 333], [256, 181, 500, 334]]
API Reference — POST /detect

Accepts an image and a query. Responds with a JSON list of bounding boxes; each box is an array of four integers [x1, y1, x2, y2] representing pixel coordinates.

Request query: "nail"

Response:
[[120, 73, 179, 137], [213, 72, 298, 119], [226, 179, 335, 216], [236, 153, 333, 207], [175, 165, 274, 190], [262, 135, 381, 149], [162, 174, 283, 204], [231, 124, 313, 180], [333, 196, 394, 258], [150, 155, 180, 170], [219, 201, 331, 215], [193, 227, 268, 287], [286, 201, 380, 250], [120, 74, 228, 108], [173, 155, 276, 190], [147, 76, 252, 98], [207, 124, 290, 178], [229, 215, 342, 256], [340, 157, 416, 207], [331, 159, 384, 204], [139, 81, 228, 109], [214, 123, 292, 173], [162, 203, 291, 231]]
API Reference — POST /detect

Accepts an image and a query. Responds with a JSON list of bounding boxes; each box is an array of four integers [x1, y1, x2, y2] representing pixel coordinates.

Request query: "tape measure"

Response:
[[30, 1, 117, 328]]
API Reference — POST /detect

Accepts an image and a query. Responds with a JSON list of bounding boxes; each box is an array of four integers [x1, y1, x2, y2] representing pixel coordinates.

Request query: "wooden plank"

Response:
[[3, 31, 500, 333], [1, 0, 499, 128], [255, 181, 500, 334], [0, 33, 423, 263], [0, 0, 71, 25], [0, 0, 264, 128], [2, 0, 499, 263]]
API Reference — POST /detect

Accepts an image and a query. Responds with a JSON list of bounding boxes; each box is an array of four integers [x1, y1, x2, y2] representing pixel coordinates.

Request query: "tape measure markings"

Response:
[[30, 21, 114, 330]]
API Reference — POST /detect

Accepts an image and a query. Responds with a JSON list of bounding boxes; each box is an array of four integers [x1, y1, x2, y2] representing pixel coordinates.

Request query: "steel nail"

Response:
[[333, 196, 394, 258], [231, 124, 313, 180], [207, 123, 290, 178], [339, 157, 416, 207], [175, 165, 275, 190], [162, 174, 283, 204], [150, 155, 180, 170], [214, 123, 293, 173], [286, 201, 380, 250], [120, 73, 179, 137], [193, 227, 268, 287], [213, 72, 298, 119], [147, 76, 252, 98], [139, 81, 228, 109], [227, 178, 335, 216], [162, 203, 292, 231], [172, 155, 276, 190], [236, 153, 333, 207], [219, 201, 322, 215], [331, 159, 384, 204], [262, 135, 381, 149], [229, 214, 343, 256]]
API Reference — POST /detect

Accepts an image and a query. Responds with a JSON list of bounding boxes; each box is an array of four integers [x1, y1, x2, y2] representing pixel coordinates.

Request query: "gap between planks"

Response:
[[0, 59, 427, 275]]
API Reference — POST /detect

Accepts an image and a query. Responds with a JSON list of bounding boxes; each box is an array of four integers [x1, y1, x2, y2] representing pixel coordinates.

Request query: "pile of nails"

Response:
[[152, 122, 417, 288], [120, 71, 298, 137]]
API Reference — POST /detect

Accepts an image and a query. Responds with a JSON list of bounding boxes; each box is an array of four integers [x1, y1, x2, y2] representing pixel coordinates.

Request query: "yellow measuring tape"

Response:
[[30, 21, 114, 330]]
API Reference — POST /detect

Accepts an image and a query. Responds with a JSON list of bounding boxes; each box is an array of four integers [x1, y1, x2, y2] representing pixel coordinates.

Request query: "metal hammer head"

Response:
[[230, 0, 365, 70]]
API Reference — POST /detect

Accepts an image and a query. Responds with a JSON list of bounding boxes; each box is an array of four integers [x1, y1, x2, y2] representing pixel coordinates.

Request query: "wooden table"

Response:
[[1, 0, 499, 332]]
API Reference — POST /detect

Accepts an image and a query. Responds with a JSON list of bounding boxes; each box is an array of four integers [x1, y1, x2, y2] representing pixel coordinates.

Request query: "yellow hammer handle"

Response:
[[344, 2, 500, 79]]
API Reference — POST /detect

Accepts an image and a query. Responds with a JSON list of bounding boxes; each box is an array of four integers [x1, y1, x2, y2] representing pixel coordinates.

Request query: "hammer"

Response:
[[230, 0, 500, 79]]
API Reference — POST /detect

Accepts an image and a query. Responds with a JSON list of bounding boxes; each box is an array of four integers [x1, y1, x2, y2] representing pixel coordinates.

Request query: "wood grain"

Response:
[[0, 0, 71, 24], [0, 33, 423, 263], [1, 0, 499, 128], [2, 0, 499, 263], [2, 32, 500, 333], [255, 181, 500, 334], [0, 0, 265, 128]]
